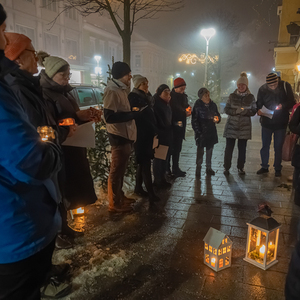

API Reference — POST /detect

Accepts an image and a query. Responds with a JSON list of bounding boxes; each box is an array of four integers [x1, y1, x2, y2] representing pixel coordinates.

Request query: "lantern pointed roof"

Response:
[[249, 217, 281, 231], [203, 227, 232, 249]]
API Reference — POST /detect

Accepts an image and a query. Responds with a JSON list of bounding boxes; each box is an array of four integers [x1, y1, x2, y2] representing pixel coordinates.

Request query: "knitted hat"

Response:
[[112, 61, 131, 79], [156, 84, 170, 96], [133, 74, 147, 89], [266, 73, 278, 84], [0, 4, 6, 26], [174, 77, 186, 88], [37, 51, 69, 78], [198, 87, 209, 99], [4, 33, 32, 61], [237, 72, 248, 87]]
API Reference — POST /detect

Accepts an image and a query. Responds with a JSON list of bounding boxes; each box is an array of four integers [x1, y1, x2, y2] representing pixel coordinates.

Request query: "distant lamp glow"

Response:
[[94, 55, 101, 64], [191, 72, 195, 76], [297, 65, 300, 72], [176, 73, 180, 77], [247, 73, 251, 77], [95, 66, 102, 75], [272, 67, 276, 72]]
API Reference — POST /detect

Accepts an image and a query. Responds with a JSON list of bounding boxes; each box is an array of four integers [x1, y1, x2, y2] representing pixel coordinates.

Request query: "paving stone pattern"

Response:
[[59, 116, 300, 300]]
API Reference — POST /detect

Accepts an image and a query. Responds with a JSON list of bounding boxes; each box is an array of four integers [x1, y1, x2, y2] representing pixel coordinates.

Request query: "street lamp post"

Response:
[[200, 28, 216, 87], [94, 55, 102, 86]]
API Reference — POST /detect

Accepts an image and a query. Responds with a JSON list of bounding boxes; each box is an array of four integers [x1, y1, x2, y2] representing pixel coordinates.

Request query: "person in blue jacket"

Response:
[[0, 5, 62, 300]]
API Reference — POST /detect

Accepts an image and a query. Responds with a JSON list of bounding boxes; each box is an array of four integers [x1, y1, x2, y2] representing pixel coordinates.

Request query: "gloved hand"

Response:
[[236, 107, 244, 114]]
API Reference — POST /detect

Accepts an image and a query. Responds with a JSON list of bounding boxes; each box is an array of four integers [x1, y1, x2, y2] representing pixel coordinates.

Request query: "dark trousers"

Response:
[[260, 127, 286, 171], [153, 149, 170, 184], [0, 239, 55, 300], [108, 143, 132, 208], [170, 136, 183, 172], [196, 146, 213, 171], [224, 138, 247, 170], [135, 159, 155, 196]]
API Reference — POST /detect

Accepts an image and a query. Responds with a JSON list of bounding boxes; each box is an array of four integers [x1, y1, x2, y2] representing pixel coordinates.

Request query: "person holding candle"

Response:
[[223, 72, 257, 175], [192, 87, 221, 178]]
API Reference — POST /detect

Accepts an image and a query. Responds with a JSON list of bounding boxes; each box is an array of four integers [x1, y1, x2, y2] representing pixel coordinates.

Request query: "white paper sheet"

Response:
[[62, 121, 95, 148], [154, 144, 169, 160], [260, 105, 274, 119]]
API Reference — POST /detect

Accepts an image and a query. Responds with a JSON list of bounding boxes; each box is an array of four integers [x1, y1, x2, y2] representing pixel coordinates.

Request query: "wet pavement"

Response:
[[55, 116, 300, 300]]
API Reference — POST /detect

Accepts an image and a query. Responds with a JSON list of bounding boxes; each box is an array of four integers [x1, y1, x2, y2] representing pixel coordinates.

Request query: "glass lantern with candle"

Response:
[[244, 216, 281, 270]]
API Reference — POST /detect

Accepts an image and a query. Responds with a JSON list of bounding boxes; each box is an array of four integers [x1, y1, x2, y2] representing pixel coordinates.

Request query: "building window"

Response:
[[15, 25, 35, 47], [219, 259, 223, 268], [66, 39, 78, 61], [65, 7, 77, 20], [89, 37, 96, 57], [42, 0, 56, 12], [135, 54, 141, 68], [44, 33, 59, 56]]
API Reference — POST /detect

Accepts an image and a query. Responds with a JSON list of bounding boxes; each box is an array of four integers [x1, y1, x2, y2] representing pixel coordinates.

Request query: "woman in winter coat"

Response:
[[38, 52, 100, 228], [223, 72, 257, 175], [128, 75, 160, 203], [152, 84, 172, 189], [192, 88, 221, 178]]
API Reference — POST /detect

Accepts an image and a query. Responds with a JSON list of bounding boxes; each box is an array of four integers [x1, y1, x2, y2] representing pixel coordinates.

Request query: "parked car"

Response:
[[70, 84, 104, 110]]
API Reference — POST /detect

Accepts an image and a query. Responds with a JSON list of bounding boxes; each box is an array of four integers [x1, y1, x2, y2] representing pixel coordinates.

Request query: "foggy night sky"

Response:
[[134, 0, 281, 97]]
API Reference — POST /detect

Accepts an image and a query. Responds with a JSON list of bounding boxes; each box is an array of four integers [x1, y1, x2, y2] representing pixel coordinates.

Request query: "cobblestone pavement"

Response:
[[56, 116, 300, 300]]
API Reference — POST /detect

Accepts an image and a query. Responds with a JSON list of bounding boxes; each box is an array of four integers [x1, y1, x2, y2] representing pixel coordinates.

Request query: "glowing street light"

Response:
[[201, 28, 216, 87], [297, 65, 300, 72]]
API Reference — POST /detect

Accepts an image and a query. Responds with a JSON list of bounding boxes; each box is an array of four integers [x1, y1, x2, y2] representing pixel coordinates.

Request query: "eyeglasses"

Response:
[[25, 49, 37, 57], [59, 72, 72, 80]]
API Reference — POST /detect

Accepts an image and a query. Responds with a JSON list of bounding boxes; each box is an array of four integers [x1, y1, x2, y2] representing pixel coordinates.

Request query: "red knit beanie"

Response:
[[5, 33, 32, 61], [174, 77, 186, 88]]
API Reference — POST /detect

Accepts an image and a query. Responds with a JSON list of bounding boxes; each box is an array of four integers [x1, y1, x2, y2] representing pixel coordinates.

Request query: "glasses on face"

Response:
[[25, 49, 37, 57], [59, 72, 72, 80]]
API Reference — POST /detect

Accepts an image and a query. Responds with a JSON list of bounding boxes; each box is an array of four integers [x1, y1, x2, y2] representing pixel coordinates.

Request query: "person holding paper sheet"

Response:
[[192, 88, 221, 178], [256, 73, 295, 176], [223, 72, 256, 175], [153, 84, 173, 189], [128, 75, 160, 204], [38, 52, 98, 239]]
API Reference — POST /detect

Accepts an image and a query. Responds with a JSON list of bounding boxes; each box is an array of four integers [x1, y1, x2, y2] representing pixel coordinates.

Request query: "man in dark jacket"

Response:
[[257, 73, 295, 177], [0, 5, 62, 299], [169, 77, 191, 177]]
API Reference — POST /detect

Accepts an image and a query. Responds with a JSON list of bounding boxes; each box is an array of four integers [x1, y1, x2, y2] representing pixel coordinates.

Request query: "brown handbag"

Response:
[[282, 132, 298, 161]]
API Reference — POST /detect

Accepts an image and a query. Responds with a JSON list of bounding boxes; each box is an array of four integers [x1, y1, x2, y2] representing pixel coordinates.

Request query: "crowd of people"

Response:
[[0, 2, 300, 298]]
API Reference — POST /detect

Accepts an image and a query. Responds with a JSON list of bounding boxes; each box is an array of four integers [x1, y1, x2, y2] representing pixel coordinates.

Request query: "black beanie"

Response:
[[112, 61, 131, 79], [156, 84, 170, 96], [0, 4, 6, 26], [198, 87, 209, 99]]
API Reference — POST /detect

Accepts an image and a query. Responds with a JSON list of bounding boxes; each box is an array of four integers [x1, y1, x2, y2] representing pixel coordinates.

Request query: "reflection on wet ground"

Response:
[[55, 116, 299, 300]]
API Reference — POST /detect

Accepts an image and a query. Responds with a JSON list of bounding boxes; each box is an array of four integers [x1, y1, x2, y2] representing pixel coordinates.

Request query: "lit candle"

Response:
[[211, 257, 216, 267], [259, 245, 265, 260]]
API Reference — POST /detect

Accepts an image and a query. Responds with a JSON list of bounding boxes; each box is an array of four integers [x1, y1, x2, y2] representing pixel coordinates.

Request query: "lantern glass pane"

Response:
[[223, 247, 226, 254], [266, 229, 277, 264], [219, 259, 223, 268], [247, 227, 267, 264], [218, 249, 222, 256], [227, 246, 231, 252], [211, 257, 216, 267], [225, 257, 229, 266], [205, 243, 208, 250], [213, 248, 217, 255], [209, 246, 212, 252]]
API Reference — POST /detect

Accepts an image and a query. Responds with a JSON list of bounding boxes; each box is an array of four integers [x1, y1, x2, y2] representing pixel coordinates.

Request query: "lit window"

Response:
[[225, 257, 230, 266], [205, 243, 208, 250], [211, 257, 216, 267], [225, 238, 228, 243], [218, 249, 222, 256], [213, 248, 217, 255], [205, 254, 209, 264], [209, 246, 212, 252], [223, 247, 226, 254], [219, 259, 223, 268], [222, 239, 224, 244], [227, 246, 231, 252]]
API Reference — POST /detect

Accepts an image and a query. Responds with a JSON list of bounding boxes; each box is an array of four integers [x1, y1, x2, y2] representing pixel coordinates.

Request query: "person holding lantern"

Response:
[[38, 51, 100, 240], [168, 77, 191, 178], [0, 5, 64, 299], [223, 72, 257, 175], [192, 87, 221, 178]]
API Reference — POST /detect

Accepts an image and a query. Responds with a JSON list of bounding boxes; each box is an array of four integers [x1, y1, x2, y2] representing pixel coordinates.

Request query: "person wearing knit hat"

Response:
[[223, 72, 256, 176], [192, 88, 221, 178], [256, 72, 295, 176], [103, 62, 140, 213], [0, 6, 66, 300], [128, 75, 160, 204], [168, 77, 191, 178], [152, 84, 172, 188]]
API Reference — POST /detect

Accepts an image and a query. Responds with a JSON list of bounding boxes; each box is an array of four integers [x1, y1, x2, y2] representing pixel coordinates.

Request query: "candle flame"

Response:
[[211, 258, 215, 263], [260, 245, 265, 254], [270, 242, 272, 246], [73, 207, 84, 214]]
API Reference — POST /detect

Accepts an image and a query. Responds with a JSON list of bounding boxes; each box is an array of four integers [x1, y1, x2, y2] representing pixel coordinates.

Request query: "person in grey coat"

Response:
[[223, 72, 257, 175]]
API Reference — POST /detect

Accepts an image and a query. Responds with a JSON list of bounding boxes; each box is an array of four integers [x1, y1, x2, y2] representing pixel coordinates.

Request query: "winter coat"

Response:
[[289, 106, 300, 168], [170, 89, 190, 140], [192, 99, 220, 148], [0, 52, 61, 263], [153, 93, 172, 146], [128, 88, 157, 163], [40, 70, 97, 209], [257, 80, 295, 130], [223, 90, 257, 140], [103, 79, 137, 143]]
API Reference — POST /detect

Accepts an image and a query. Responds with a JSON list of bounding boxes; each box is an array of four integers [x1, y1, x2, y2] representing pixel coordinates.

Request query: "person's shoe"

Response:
[[108, 204, 133, 213], [154, 181, 172, 189], [223, 169, 230, 176], [134, 188, 148, 197], [41, 277, 72, 299], [172, 169, 186, 178], [149, 194, 161, 202], [206, 168, 215, 176], [238, 168, 245, 175], [47, 264, 71, 282], [257, 168, 269, 174], [61, 225, 84, 238], [123, 196, 136, 204], [55, 235, 73, 250], [275, 170, 281, 177]]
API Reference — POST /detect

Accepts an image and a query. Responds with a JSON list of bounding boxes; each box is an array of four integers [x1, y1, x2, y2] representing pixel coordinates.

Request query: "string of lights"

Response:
[[178, 53, 219, 65]]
